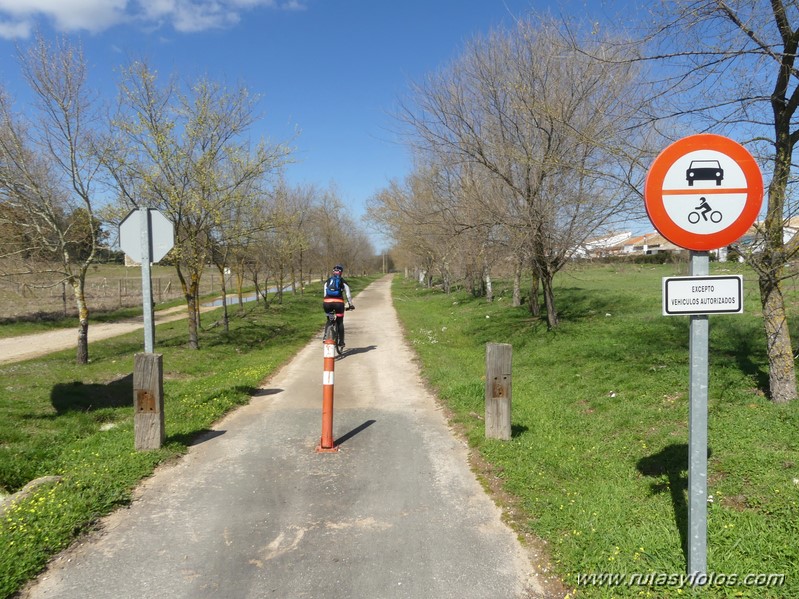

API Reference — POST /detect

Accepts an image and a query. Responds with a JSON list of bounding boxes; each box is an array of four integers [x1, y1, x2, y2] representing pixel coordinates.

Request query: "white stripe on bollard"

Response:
[[323, 371, 334, 385]]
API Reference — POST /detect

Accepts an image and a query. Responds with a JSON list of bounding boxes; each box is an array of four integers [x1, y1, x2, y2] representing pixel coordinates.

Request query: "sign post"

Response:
[[687, 251, 710, 577], [119, 208, 174, 450], [645, 134, 763, 578], [119, 208, 175, 351]]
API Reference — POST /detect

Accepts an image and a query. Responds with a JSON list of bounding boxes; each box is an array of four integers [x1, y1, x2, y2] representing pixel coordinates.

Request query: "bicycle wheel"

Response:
[[323, 316, 336, 342], [335, 320, 344, 355]]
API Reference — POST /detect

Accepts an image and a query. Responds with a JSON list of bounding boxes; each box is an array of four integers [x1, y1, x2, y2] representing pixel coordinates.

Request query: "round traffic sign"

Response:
[[644, 134, 763, 251]]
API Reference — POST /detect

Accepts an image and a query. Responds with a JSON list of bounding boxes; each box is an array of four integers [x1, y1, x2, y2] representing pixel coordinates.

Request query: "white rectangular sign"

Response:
[[662, 275, 743, 316]]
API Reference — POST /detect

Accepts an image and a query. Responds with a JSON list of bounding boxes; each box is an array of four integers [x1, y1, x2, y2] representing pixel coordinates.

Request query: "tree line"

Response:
[[0, 34, 375, 361], [368, 3, 799, 404]]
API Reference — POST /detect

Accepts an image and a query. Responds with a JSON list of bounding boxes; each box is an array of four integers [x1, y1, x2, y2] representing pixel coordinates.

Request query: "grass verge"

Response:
[[392, 264, 798, 599], [0, 276, 376, 598]]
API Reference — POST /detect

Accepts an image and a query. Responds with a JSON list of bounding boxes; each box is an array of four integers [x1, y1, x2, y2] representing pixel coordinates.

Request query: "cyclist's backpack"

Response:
[[327, 274, 343, 297]]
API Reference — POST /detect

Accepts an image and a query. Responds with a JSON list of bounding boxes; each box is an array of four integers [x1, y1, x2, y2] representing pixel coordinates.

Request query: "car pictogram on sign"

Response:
[[686, 159, 723, 186]]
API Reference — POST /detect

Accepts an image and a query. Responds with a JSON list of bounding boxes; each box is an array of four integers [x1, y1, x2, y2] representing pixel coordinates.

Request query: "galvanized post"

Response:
[[139, 207, 155, 354], [688, 251, 709, 577]]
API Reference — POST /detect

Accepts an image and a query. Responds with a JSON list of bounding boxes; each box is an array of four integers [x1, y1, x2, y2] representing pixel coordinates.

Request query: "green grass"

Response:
[[0, 276, 377, 598], [392, 263, 798, 598]]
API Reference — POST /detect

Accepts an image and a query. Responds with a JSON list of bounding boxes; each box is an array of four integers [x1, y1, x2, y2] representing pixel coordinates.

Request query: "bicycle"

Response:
[[688, 209, 722, 224], [323, 305, 353, 355]]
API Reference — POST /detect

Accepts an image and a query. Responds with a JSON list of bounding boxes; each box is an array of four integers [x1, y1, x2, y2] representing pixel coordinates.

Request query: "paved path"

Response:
[[20, 276, 549, 598]]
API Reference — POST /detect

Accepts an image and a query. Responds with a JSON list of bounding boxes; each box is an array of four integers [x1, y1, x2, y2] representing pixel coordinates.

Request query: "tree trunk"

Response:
[[529, 269, 541, 317], [218, 265, 229, 334], [541, 269, 558, 329], [236, 266, 245, 311], [484, 264, 493, 303], [298, 250, 305, 295], [755, 114, 797, 402], [177, 266, 201, 350], [252, 271, 262, 306], [442, 264, 451, 294], [73, 280, 89, 364], [512, 259, 522, 307], [187, 284, 199, 349], [759, 273, 797, 403]]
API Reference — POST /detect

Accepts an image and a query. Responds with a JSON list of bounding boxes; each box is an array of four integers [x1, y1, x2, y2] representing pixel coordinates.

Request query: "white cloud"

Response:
[[0, 1, 127, 37], [0, 18, 30, 39], [0, 0, 305, 39]]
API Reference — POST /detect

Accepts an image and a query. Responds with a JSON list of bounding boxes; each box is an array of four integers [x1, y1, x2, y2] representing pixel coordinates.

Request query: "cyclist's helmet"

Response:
[[333, 265, 343, 274]]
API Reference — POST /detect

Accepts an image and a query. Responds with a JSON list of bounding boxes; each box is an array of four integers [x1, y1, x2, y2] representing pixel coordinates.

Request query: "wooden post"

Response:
[[134, 352, 165, 450], [485, 343, 512, 440]]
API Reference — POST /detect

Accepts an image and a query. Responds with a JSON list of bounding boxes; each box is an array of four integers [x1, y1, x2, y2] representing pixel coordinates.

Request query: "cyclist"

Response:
[[323, 265, 354, 348], [695, 197, 713, 221]]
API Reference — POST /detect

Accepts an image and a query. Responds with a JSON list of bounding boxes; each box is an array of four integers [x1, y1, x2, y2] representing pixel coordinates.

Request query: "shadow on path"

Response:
[[338, 345, 377, 359], [335, 419, 376, 446]]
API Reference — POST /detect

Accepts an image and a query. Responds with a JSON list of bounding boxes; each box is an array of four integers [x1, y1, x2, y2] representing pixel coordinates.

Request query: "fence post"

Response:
[[134, 352, 165, 450], [485, 343, 512, 440]]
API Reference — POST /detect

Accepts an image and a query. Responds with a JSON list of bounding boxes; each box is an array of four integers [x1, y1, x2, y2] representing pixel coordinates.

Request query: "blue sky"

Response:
[[0, 0, 631, 251]]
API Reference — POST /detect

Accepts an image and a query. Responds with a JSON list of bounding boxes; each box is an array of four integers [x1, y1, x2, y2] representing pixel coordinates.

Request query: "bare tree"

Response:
[[642, 0, 799, 402], [367, 163, 465, 291], [309, 185, 375, 277], [398, 17, 646, 327], [0, 34, 105, 364], [106, 61, 290, 348], [208, 172, 271, 332], [280, 183, 316, 293]]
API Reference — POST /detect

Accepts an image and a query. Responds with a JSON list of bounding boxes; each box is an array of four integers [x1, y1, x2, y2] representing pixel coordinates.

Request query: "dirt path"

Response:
[[0, 304, 208, 365]]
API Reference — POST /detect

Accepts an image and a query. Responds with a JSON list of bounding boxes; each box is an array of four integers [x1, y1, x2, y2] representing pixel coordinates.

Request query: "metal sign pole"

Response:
[[688, 251, 709, 577], [139, 207, 155, 353]]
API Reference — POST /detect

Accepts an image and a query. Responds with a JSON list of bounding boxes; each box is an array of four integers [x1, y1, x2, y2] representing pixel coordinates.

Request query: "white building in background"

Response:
[[621, 232, 681, 256], [571, 231, 632, 258], [573, 219, 799, 262]]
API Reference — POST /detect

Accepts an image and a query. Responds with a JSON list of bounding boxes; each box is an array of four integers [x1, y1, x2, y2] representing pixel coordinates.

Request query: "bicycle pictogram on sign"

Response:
[[688, 197, 722, 224]]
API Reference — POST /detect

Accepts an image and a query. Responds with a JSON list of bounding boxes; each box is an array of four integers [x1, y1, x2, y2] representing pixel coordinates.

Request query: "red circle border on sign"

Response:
[[644, 134, 763, 251]]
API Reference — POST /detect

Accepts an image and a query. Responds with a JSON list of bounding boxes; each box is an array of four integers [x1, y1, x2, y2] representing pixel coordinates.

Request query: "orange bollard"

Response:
[[316, 338, 339, 453]]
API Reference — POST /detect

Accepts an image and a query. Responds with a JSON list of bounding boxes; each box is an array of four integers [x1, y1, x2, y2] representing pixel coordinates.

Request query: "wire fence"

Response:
[[0, 270, 240, 320]]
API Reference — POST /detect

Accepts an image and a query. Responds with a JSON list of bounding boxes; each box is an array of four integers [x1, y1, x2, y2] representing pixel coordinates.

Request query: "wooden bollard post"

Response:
[[134, 352, 165, 450], [485, 343, 512, 440]]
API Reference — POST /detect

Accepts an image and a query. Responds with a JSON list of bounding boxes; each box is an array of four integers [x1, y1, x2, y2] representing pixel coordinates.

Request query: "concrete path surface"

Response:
[[20, 276, 550, 599]]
